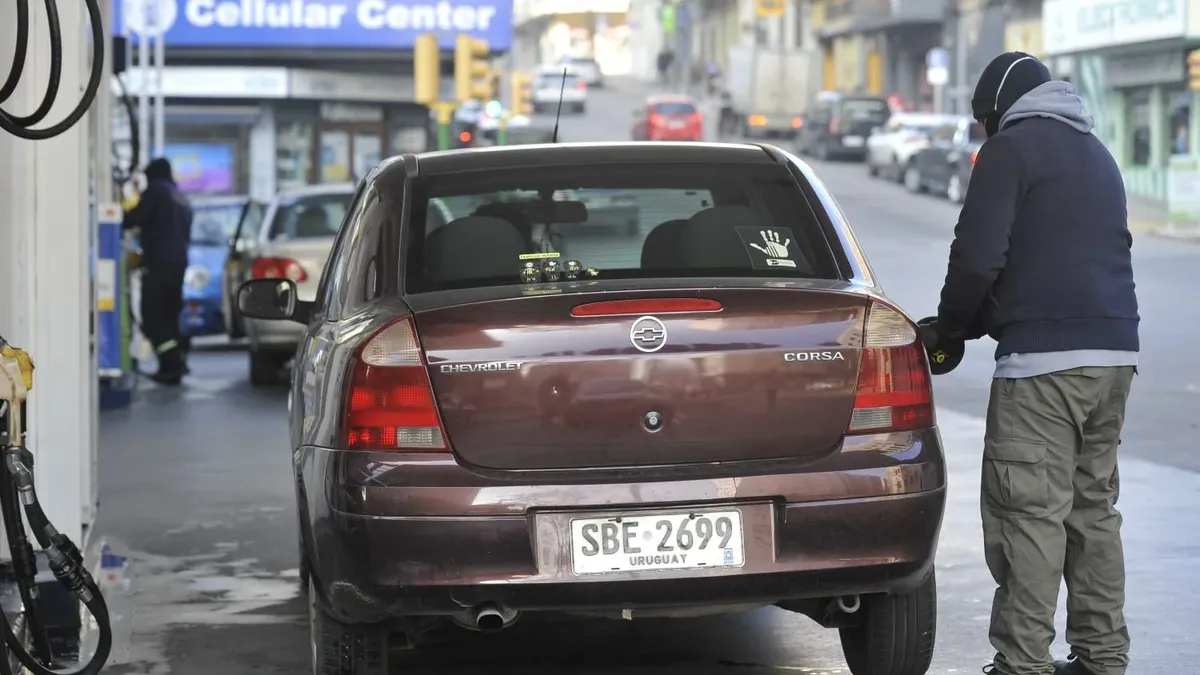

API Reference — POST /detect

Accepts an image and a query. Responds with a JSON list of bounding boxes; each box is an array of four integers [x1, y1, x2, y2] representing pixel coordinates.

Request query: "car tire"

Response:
[[867, 159, 879, 177], [904, 163, 925, 193], [228, 306, 246, 339], [816, 143, 830, 161], [947, 174, 964, 204], [310, 580, 389, 675], [576, 103, 587, 114], [249, 348, 287, 386], [839, 569, 937, 675], [890, 157, 904, 183]]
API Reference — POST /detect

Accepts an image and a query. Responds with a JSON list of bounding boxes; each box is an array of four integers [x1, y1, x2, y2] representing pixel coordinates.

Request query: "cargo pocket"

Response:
[[982, 440, 1051, 517]]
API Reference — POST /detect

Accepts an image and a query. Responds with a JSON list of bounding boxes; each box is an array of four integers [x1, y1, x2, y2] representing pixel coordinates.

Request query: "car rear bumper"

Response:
[[300, 427, 947, 623]]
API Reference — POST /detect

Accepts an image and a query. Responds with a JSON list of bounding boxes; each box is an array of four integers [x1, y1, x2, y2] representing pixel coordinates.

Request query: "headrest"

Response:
[[426, 215, 527, 284], [679, 205, 763, 269], [294, 207, 330, 237], [641, 219, 688, 268]]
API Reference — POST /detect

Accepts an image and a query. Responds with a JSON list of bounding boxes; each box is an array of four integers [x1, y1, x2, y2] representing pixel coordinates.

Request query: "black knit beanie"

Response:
[[971, 52, 1052, 137]]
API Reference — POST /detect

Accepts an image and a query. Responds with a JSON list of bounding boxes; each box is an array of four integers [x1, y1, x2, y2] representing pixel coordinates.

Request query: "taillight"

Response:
[[847, 300, 934, 434], [342, 317, 448, 451], [251, 257, 307, 282], [970, 151, 978, 166], [829, 116, 840, 134], [575, 79, 587, 90], [689, 113, 702, 128], [649, 113, 666, 127]]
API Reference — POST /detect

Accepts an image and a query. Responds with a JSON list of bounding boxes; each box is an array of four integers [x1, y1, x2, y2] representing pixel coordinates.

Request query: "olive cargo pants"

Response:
[[982, 366, 1136, 675]]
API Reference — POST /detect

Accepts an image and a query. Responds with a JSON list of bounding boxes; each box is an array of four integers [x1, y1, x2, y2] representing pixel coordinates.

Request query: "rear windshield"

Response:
[[190, 203, 244, 245], [405, 163, 840, 293], [843, 99, 890, 121], [652, 102, 697, 115], [538, 73, 581, 88], [269, 193, 352, 239], [968, 122, 987, 142]]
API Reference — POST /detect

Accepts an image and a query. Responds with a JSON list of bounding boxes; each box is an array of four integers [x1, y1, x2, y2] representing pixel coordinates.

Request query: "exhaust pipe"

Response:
[[472, 603, 516, 633], [836, 595, 861, 614]]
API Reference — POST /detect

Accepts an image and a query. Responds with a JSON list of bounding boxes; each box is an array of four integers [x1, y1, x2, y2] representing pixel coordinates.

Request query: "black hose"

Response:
[[113, 74, 140, 188], [0, 0, 105, 140]]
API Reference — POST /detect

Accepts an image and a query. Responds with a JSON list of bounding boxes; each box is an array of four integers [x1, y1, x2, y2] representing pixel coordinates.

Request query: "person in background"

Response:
[[123, 157, 194, 385], [656, 48, 675, 88], [928, 51, 1138, 675]]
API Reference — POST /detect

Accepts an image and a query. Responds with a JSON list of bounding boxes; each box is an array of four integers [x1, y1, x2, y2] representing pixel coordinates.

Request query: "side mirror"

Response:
[[237, 278, 311, 324]]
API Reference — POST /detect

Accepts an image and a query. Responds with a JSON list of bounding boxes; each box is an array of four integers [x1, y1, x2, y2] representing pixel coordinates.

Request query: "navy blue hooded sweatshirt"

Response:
[[937, 80, 1140, 360], [123, 158, 194, 271]]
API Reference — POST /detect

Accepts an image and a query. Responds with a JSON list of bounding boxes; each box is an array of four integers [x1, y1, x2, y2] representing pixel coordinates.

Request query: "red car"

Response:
[[238, 142, 946, 675], [632, 95, 704, 141]]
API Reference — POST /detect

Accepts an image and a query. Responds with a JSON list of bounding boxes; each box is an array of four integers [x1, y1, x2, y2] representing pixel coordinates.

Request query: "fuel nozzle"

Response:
[[917, 316, 965, 376]]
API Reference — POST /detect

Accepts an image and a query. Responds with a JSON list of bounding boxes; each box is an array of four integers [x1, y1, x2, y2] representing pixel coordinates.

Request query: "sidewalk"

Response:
[[1127, 193, 1200, 242]]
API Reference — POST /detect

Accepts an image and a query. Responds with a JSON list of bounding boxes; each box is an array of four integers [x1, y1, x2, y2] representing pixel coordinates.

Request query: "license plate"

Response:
[[570, 509, 745, 575], [668, 120, 686, 129], [842, 135, 864, 147]]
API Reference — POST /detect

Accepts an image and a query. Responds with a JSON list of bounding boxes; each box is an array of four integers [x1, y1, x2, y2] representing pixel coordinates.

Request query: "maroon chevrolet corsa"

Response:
[[236, 142, 947, 675]]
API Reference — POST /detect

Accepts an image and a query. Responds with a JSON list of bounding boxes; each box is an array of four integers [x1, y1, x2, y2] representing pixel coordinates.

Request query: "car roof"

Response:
[[190, 194, 249, 207], [403, 142, 776, 177], [273, 183, 356, 201]]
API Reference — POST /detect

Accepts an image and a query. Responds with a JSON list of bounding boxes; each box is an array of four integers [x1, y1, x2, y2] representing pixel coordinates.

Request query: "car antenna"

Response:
[[551, 67, 568, 143]]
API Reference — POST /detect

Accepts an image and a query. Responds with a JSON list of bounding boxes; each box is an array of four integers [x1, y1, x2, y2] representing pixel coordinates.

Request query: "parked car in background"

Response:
[[558, 55, 604, 87], [904, 117, 987, 203], [796, 91, 892, 161], [236, 183, 355, 384], [631, 95, 703, 142], [534, 67, 587, 114], [182, 195, 263, 339], [865, 113, 953, 182]]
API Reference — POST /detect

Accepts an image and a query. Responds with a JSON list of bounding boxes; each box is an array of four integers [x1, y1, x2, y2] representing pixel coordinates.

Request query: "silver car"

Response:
[[240, 183, 356, 384]]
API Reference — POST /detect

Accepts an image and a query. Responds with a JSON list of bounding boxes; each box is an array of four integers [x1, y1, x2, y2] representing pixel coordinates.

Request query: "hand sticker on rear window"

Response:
[[736, 227, 798, 270]]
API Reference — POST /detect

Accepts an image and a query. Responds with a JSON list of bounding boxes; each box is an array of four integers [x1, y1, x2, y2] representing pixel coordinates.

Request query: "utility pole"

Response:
[[153, 2, 166, 158]]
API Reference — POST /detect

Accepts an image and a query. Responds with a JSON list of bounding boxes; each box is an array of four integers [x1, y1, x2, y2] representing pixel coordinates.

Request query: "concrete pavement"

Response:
[[90, 83, 1200, 674]]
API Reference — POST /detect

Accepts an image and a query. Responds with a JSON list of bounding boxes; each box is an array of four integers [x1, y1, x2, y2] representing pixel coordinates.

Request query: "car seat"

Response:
[[425, 215, 528, 284]]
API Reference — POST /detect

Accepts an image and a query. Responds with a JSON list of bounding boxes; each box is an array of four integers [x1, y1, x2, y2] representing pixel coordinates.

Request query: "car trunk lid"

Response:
[[410, 284, 869, 470]]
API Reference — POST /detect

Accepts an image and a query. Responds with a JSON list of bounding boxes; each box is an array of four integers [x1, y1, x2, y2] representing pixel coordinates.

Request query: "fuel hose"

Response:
[[0, 336, 113, 675], [0, 0, 106, 140]]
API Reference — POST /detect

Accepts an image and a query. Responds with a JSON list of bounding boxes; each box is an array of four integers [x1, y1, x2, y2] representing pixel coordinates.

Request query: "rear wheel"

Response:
[[249, 348, 288, 386], [947, 174, 964, 203], [310, 580, 389, 675], [815, 142, 830, 161], [839, 570, 937, 675], [867, 158, 879, 177], [904, 163, 925, 193]]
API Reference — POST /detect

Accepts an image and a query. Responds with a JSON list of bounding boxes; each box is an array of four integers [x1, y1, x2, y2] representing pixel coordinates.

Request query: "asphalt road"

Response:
[[92, 81, 1200, 675]]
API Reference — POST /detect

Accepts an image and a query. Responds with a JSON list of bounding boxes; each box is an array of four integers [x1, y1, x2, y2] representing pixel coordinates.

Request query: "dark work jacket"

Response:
[[936, 81, 1139, 358], [124, 178, 193, 271]]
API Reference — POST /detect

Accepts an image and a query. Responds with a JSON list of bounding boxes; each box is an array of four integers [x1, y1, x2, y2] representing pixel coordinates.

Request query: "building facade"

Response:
[[1043, 0, 1200, 201], [114, 0, 514, 201]]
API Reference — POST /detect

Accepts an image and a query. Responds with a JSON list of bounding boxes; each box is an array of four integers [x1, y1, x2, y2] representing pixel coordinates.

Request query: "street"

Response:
[[94, 80, 1200, 675]]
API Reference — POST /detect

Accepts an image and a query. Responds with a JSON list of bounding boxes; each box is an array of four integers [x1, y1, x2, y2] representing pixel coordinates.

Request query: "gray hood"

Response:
[[1000, 80, 1093, 133]]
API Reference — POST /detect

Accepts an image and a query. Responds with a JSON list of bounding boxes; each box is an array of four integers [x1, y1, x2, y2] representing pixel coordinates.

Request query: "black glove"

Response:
[[916, 316, 965, 376]]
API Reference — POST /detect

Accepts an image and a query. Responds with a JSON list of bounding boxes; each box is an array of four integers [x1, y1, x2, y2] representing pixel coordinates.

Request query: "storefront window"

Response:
[[276, 119, 314, 191], [1166, 88, 1190, 157], [1126, 89, 1151, 167]]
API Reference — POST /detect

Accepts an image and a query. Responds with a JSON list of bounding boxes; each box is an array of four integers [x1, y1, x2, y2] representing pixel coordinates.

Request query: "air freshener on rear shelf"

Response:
[[542, 259, 562, 282], [563, 260, 583, 280], [519, 261, 542, 284]]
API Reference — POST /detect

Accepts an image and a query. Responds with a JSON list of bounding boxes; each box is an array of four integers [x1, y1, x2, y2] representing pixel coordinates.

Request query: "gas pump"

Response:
[[2, 0, 116, 670]]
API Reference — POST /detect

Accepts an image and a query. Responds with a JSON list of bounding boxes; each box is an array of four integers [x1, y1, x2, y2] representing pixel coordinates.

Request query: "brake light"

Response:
[[829, 116, 840, 134], [571, 298, 722, 317], [792, 117, 803, 129], [689, 112, 702, 128], [970, 151, 978, 166], [342, 317, 448, 451], [251, 257, 307, 282], [847, 300, 933, 434], [575, 79, 587, 90]]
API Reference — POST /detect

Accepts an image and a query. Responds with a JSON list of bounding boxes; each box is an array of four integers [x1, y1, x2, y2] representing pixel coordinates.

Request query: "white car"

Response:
[[533, 67, 587, 114], [558, 55, 604, 87], [865, 113, 957, 182], [238, 183, 356, 385]]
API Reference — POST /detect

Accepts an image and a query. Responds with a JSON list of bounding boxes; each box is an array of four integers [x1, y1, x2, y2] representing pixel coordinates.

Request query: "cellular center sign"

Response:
[[115, 0, 514, 50]]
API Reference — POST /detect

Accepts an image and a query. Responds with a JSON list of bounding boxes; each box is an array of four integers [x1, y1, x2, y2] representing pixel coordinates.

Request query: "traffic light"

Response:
[[454, 34, 493, 103], [413, 33, 440, 106], [510, 71, 533, 116]]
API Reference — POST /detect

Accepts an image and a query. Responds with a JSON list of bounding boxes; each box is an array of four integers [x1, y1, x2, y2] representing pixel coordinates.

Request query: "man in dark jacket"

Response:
[[931, 52, 1138, 675], [124, 157, 194, 385]]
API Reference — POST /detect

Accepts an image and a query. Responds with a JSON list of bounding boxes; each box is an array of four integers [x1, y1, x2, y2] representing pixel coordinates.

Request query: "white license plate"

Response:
[[668, 120, 686, 129], [842, 135, 864, 147], [570, 509, 745, 575]]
